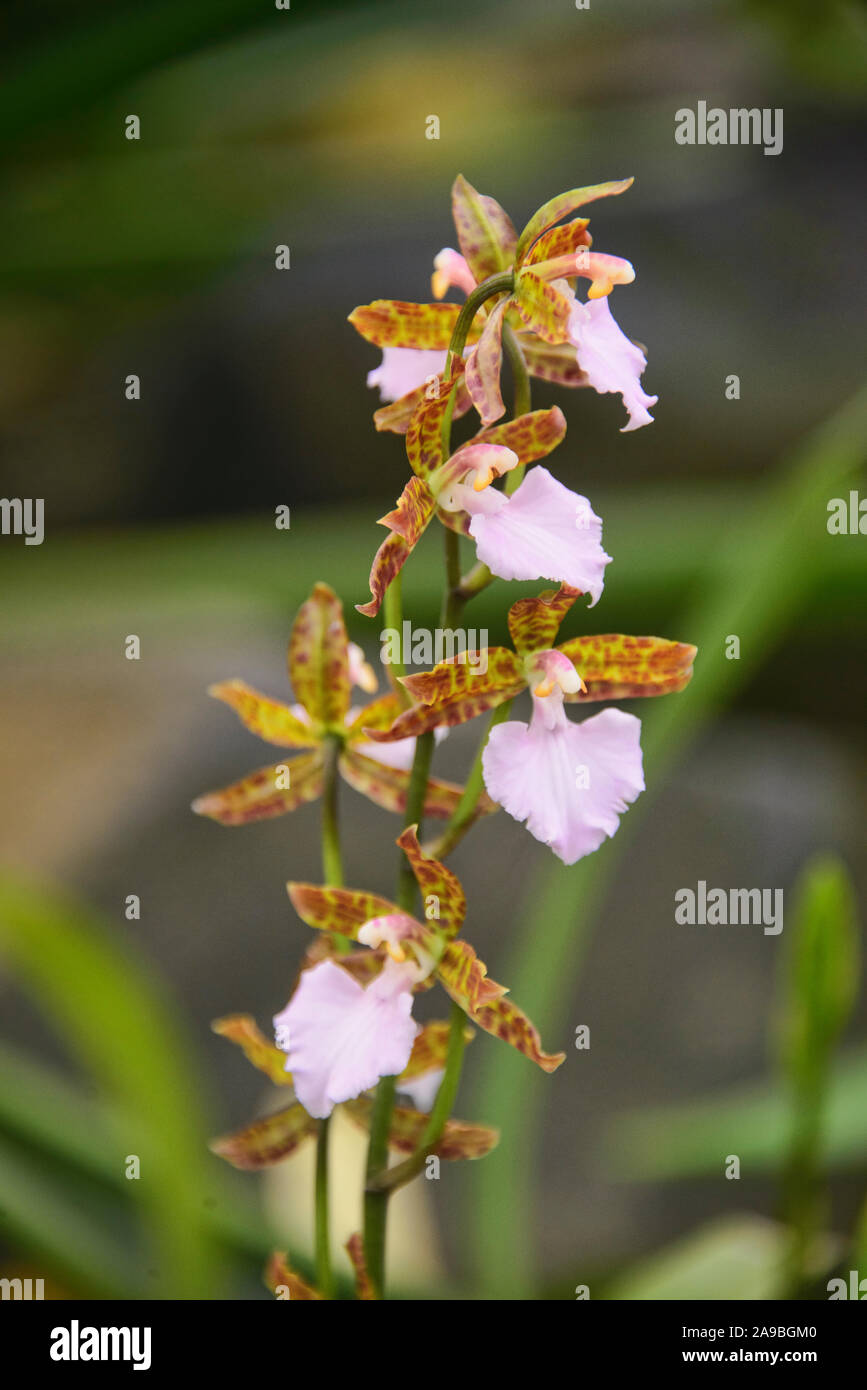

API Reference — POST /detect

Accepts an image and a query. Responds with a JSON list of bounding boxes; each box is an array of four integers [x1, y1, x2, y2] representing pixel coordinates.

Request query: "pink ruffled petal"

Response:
[[465, 466, 611, 604], [367, 347, 448, 404], [482, 703, 644, 865], [273, 959, 418, 1119], [567, 296, 657, 432]]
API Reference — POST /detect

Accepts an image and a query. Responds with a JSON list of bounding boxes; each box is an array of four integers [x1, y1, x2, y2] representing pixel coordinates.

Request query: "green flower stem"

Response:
[[362, 267, 515, 1299], [315, 736, 345, 1298], [382, 571, 407, 698], [321, 735, 344, 889], [366, 1001, 468, 1194], [502, 321, 531, 495], [314, 1115, 334, 1298], [426, 699, 514, 860], [444, 270, 514, 373], [362, 1072, 397, 1298]]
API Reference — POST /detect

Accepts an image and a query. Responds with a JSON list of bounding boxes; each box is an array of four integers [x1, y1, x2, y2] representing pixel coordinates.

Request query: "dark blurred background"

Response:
[[0, 0, 865, 1299]]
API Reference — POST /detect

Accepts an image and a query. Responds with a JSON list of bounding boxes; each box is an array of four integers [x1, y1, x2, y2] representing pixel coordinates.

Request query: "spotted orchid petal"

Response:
[[372, 373, 474, 436], [451, 174, 518, 282], [507, 585, 582, 655], [464, 297, 508, 426], [482, 701, 645, 865], [349, 300, 480, 351], [211, 1103, 317, 1169], [273, 958, 419, 1119], [473, 405, 567, 467], [344, 1095, 499, 1159], [522, 216, 591, 268], [396, 826, 466, 937], [212, 1014, 293, 1085], [462, 466, 611, 603], [205, 679, 321, 748], [192, 749, 325, 826], [362, 649, 525, 743], [289, 583, 351, 727], [436, 941, 564, 1073], [405, 363, 465, 480], [568, 296, 657, 432], [339, 745, 495, 821], [513, 267, 573, 344], [555, 634, 697, 702], [515, 178, 634, 265], [520, 338, 590, 388]]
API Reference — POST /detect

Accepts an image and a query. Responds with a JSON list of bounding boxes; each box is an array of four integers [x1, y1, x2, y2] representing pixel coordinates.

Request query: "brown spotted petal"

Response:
[[405, 363, 466, 480], [464, 296, 508, 426], [451, 174, 518, 281], [345, 1234, 375, 1300], [212, 1014, 292, 1086], [436, 939, 508, 1014], [396, 826, 466, 937], [377, 475, 437, 544], [288, 583, 351, 728], [265, 1252, 323, 1300], [520, 338, 589, 389], [206, 680, 319, 748], [343, 1096, 498, 1160], [470, 994, 566, 1073], [513, 268, 573, 344], [373, 374, 473, 436], [474, 405, 567, 468], [211, 1104, 317, 1169], [192, 749, 324, 826], [555, 634, 698, 701], [507, 585, 582, 656], [522, 217, 591, 267], [357, 530, 412, 620], [515, 178, 634, 265], [287, 882, 399, 940], [339, 745, 494, 822], [400, 1019, 474, 1081], [345, 691, 405, 739], [348, 299, 480, 350]]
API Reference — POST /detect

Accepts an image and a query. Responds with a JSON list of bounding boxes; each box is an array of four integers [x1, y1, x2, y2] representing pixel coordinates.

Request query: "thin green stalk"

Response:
[[315, 1115, 334, 1298], [367, 1002, 468, 1194], [502, 322, 531, 494], [362, 266, 514, 1299], [321, 735, 344, 888], [362, 1073, 397, 1298], [427, 699, 514, 860], [445, 271, 514, 373], [382, 570, 407, 694]]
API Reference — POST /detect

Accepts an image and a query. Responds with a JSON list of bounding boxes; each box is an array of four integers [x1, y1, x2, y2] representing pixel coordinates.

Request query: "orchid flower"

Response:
[[350, 174, 655, 433], [364, 586, 696, 863], [192, 582, 495, 826], [210, 1007, 495, 1169], [357, 386, 609, 616]]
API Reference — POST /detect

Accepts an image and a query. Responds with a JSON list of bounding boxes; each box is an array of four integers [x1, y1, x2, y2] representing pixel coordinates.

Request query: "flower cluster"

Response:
[[198, 175, 696, 1299]]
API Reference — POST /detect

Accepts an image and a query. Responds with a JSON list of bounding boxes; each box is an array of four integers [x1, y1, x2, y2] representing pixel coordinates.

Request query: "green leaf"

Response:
[[608, 1046, 867, 1180], [606, 1216, 811, 1302], [777, 855, 859, 1093], [0, 877, 220, 1298]]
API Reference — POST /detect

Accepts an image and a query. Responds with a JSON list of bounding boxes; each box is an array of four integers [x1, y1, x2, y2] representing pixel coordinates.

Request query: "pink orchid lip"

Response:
[[567, 295, 657, 432], [481, 704, 645, 866], [273, 957, 419, 1119]]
